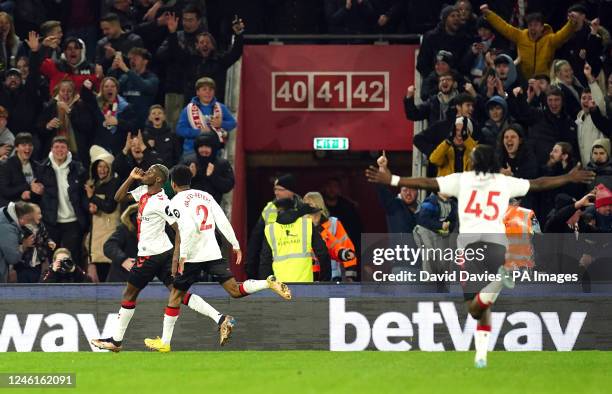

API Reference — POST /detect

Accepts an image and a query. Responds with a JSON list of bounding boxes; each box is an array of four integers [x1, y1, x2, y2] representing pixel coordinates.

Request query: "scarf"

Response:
[[55, 94, 80, 153], [99, 97, 119, 134], [187, 101, 225, 142]]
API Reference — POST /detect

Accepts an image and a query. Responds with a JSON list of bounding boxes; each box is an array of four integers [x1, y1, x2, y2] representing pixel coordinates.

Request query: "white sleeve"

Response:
[[129, 185, 146, 202], [436, 173, 462, 197], [173, 202, 197, 259], [210, 198, 239, 249], [506, 176, 531, 198]]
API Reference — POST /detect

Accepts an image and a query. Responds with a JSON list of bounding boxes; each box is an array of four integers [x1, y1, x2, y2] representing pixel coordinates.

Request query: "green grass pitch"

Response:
[[2, 351, 611, 394]]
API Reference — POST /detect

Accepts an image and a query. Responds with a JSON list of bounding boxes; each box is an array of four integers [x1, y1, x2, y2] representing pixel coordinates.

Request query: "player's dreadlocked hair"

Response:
[[471, 145, 499, 175], [170, 165, 193, 187], [151, 164, 169, 183]]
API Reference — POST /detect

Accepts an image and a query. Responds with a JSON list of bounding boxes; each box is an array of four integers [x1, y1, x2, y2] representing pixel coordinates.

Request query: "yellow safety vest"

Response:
[[264, 216, 313, 282], [261, 201, 278, 225]]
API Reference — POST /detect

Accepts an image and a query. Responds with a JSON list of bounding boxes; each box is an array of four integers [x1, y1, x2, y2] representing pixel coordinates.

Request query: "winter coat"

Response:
[[156, 28, 205, 95], [576, 81, 607, 165], [30, 49, 100, 95], [404, 91, 457, 124], [429, 137, 478, 176], [0, 203, 25, 282], [112, 69, 159, 129], [38, 152, 89, 229], [176, 96, 236, 154], [416, 24, 471, 77], [416, 193, 458, 233], [375, 184, 418, 233], [477, 95, 511, 146], [484, 9, 576, 79], [93, 94, 138, 156], [0, 59, 43, 135], [86, 146, 120, 264], [142, 123, 182, 168], [95, 32, 144, 72], [103, 204, 137, 283], [38, 89, 101, 166], [0, 155, 41, 206]]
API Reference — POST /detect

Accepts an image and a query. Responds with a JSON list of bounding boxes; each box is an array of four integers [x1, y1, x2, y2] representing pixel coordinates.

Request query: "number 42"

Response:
[[464, 190, 501, 220]]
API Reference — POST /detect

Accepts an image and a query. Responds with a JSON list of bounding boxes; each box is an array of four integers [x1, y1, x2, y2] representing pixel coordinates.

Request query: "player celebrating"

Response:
[[144, 165, 291, 352], [91, 164, 231, 352], [366, 145, 594, 368]]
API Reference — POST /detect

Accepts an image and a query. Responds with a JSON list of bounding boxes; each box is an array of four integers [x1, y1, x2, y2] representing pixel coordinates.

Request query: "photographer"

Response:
[[42, 248, 91, 283], [0, 201, 35, 283]]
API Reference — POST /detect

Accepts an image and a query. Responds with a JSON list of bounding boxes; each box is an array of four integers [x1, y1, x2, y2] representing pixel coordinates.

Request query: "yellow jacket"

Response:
[[429, 138, 477, 176], [485, 10, 576, 79]]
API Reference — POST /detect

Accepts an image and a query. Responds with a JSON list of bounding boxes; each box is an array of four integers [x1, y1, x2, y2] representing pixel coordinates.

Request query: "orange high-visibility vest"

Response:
[[312, 217, 357, 273], [503, 206, 535, 269]]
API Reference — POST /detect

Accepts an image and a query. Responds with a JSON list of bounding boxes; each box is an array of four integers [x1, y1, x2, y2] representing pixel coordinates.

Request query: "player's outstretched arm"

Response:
[[114, 167, 144, 202], [365, 165, 440, 191], [529, 163, 595, 192]]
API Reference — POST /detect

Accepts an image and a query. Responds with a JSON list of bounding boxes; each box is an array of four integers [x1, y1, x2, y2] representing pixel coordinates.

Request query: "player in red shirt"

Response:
[[366, 145, 594, 367]]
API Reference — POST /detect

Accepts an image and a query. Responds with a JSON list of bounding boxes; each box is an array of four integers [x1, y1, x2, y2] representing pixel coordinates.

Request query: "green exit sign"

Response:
[[313, 137, 349, 151]]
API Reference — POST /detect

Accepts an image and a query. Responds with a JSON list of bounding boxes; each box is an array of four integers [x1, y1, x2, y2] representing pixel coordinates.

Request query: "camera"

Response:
[[58, 257, 76, 273]]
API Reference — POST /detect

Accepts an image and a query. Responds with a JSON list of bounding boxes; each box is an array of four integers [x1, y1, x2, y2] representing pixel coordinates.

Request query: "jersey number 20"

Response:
[[464, 190, 501, 220], [196, 205, 213, 231]]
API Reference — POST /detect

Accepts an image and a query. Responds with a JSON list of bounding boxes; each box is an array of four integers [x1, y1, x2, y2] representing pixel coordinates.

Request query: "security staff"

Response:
[[246, 174, 304, 278], [259, 201, 331, 282]]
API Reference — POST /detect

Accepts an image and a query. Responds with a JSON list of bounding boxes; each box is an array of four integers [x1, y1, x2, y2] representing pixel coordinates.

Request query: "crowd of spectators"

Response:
[[1, 0, 612, 285]]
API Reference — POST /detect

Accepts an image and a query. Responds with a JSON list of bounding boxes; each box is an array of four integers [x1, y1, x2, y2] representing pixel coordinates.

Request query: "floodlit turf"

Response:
[[1, 351, 611, 394]]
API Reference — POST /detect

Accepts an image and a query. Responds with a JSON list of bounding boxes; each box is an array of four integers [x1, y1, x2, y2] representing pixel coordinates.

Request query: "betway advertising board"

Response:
[[0, 285, 610, 351]]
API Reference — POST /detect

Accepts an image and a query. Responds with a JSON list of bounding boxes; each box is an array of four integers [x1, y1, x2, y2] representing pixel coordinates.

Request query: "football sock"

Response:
[[112, 301, 136, 343], [161, 306, 180, 345], [238, 279, 269, 296], [477, 279, 505, 307], [183, 293, 223, 324], [475, 325, 491, 362]]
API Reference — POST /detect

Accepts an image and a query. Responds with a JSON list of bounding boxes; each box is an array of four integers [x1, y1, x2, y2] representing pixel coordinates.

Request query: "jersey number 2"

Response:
[[465, 190, 501, 220], [196, 205, 213, 231]]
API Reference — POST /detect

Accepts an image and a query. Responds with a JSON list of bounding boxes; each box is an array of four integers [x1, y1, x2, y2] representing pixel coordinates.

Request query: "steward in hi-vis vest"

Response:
[[503, 199, 540, 269]]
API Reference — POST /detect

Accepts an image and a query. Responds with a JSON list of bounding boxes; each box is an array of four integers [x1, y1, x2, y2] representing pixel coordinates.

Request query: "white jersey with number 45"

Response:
[[436, 171, 530, 247], [169, 189, 240, 263]]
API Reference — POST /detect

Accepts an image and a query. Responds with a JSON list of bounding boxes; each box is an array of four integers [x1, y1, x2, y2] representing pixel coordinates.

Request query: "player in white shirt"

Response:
[[366, 145, 594, 368], [91, 164, 235, 352], [144, 165, 292, 352]]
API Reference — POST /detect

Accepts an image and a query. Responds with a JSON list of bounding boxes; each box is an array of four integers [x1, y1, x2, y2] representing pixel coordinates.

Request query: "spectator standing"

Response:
[[142, 104, 181, 168], [0, 104, 13, 160], [183, 132, 234, 204], [13, 203, 55, 283], [550, 59, 584, 118], [0, 201, 35, 283], [38, 78, 100, 165], [0, 133, 43, 206], [176, 77, 236, 155], [416, 5, 470, 77], [404, 73, 459, 124], [30, 36, 100, 96], [0, 11, 20, 73], [113, 131, 163, 187], [576, 63, 608, 164], [95, 76, 137, 156], [480, 4, 578, 79], [585, 139, 612, 190], [324, 0, 376, 35], [478, 95, 512, 146], [39, 136, 89, 268], [156, 4, 206, 129], [109, 47, 159, 129], [84, 145, 120, 283], [420, 50, 462, 101], [429, 116, 477, 176], [95, 13, 144, 73]]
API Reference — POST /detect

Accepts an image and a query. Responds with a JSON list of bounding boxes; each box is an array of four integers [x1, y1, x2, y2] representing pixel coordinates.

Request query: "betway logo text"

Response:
[[329, 298, 586, 351], [0, 314, 118, 352]]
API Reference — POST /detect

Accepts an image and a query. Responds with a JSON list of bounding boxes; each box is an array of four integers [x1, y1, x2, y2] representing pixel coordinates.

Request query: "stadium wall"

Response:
[[1, 284, 611, 352]]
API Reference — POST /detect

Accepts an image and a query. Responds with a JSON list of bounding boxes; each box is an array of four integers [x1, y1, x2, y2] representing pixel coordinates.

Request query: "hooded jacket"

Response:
[[30, 42, 100, 95], [38, 151, 89, 229], [478, 95, 512, 146], [176, 96, 236, 154], [87, 145, 121, 264], [585, 138, 612, 190], [484, 9, 576, 79], [182, 132, 234, 203], [429, 135, 478, 176], [0, 203, 25, 282]]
